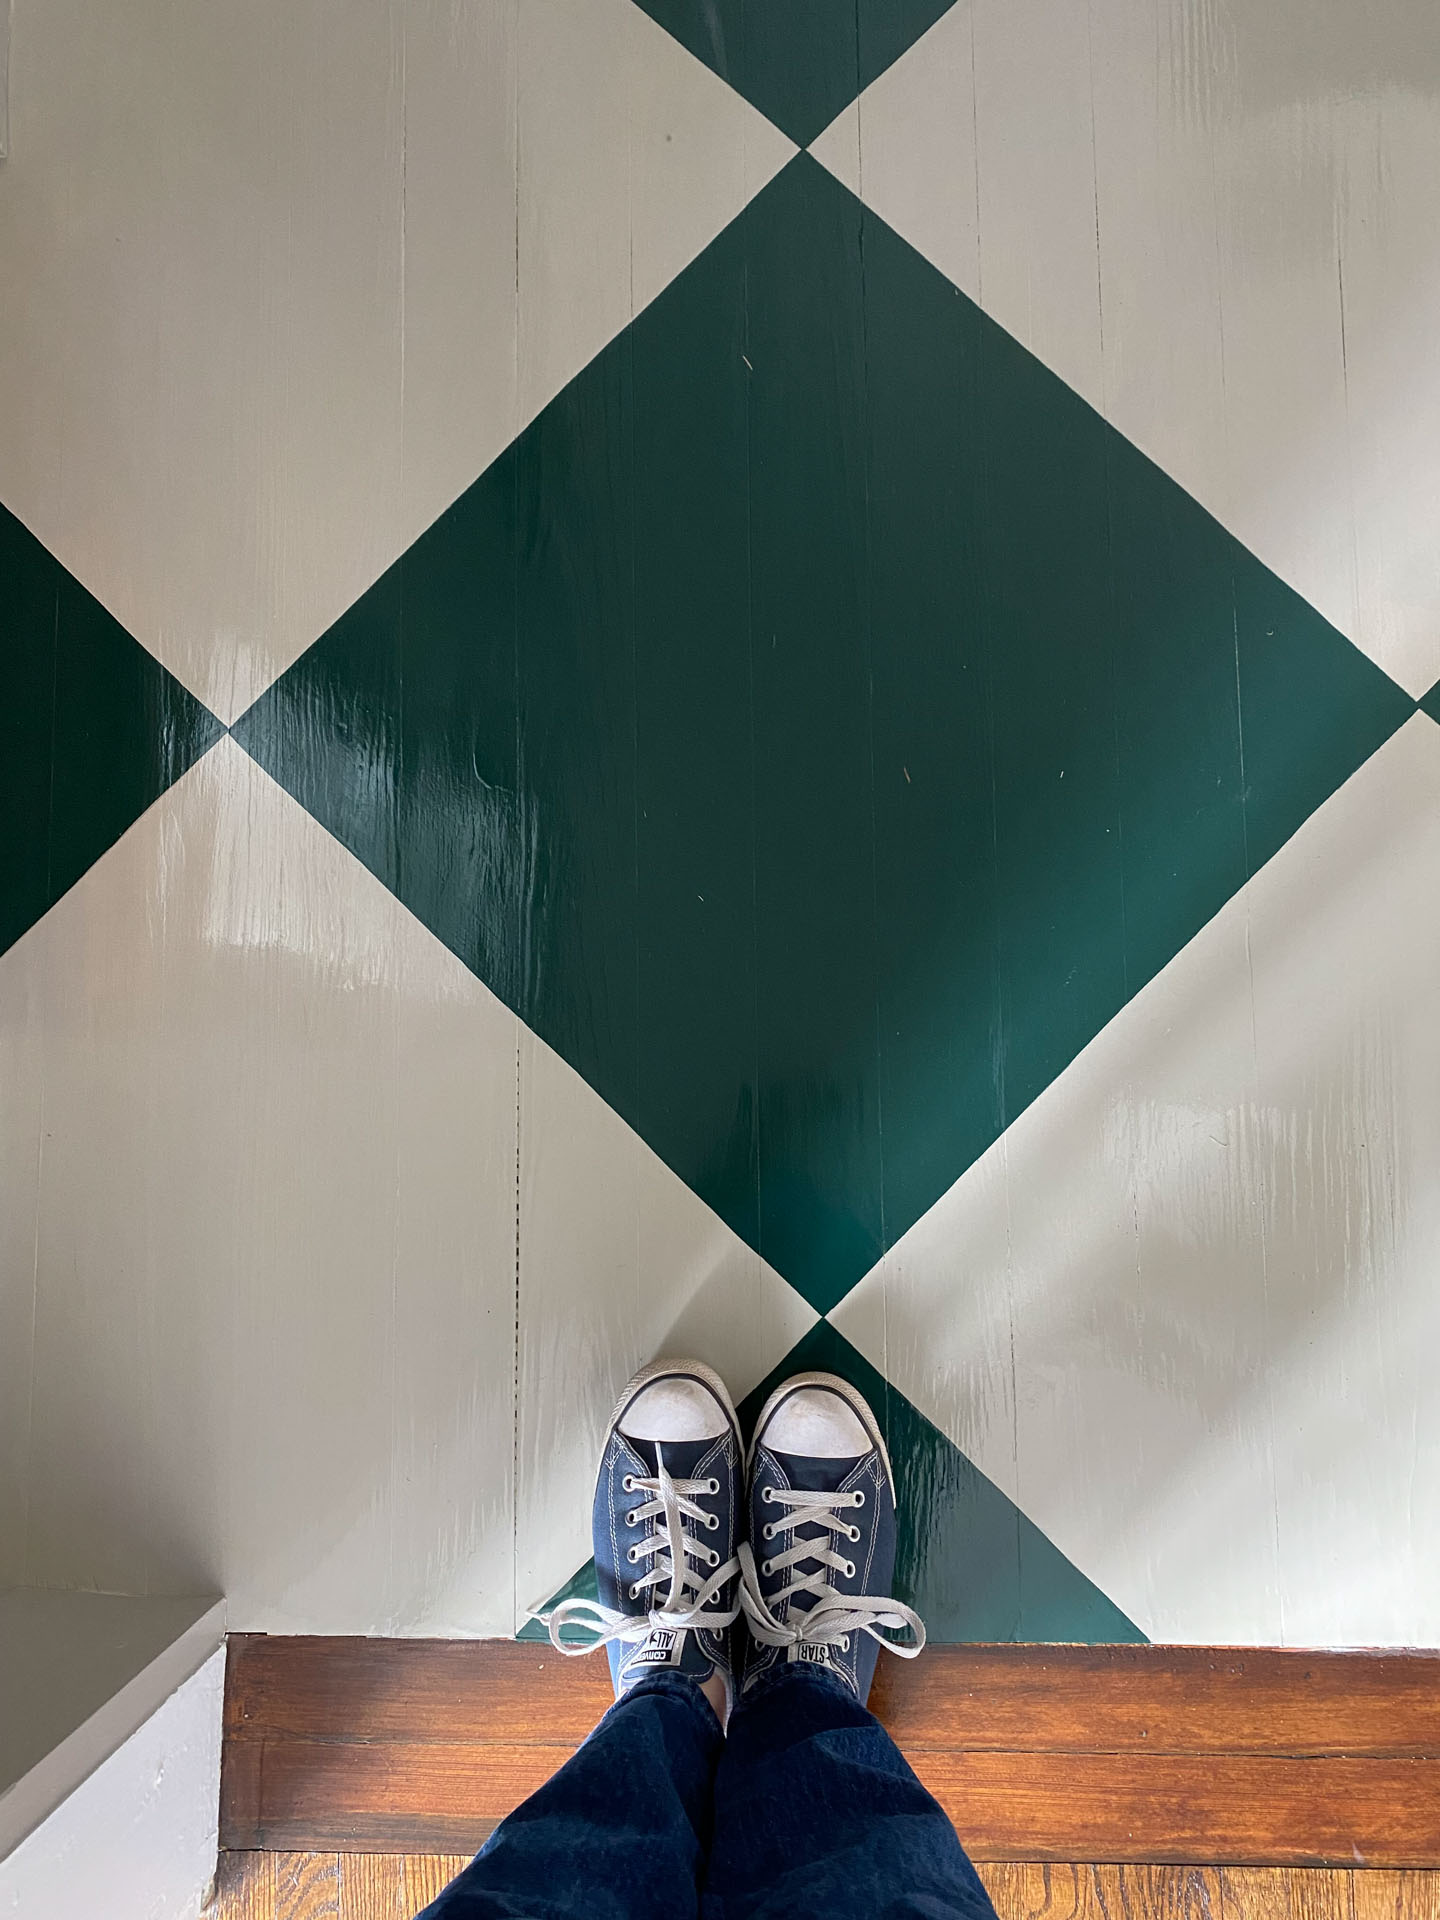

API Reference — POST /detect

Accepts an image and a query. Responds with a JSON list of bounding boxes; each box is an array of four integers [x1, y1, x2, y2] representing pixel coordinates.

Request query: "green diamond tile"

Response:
[[1, 502, 223, 958], [521, 1324, 1144, 1644], [235, 155, 1413, 1318], [1421, 678, 1440, 726], [631, 0, 957, 147]]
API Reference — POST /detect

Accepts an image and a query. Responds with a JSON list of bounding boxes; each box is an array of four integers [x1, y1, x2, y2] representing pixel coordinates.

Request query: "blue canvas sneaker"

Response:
[[738, 1372, 925, 1704], [546, 1359, 743, 1708]]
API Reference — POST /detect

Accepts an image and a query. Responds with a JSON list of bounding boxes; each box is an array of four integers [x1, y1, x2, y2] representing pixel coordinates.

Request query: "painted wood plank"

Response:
[[814, 0, 1440, 698], [6, 742, 521, 1634], [835, 715, 1440, 1649]]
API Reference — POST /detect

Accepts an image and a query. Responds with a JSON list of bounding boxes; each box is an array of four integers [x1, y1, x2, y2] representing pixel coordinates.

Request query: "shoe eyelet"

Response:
[[841, 1635, 851, 1652], [624, 1509, 639, 1527], [705, 1512, 719, 1531], [622, 1474, 636, 1492], [847, 1524, 860, 1541], [629, 1583, 640, 1600], [708, 1548, 720, 1567], [760, 1486, 775, 1505], [852, 1491, 865, 1508], [760, 1522, 773, 1542], [707, 1477, 720, 1495], [627, 1545, 640, 1563], [761, 1558, 772, 1576], [843, 1560, 855, 1578]]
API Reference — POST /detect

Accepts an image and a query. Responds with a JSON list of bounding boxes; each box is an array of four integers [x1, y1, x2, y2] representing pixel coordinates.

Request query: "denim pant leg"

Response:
[[702, 1665, 998, 1920], [417, 1672, 723, 1920]]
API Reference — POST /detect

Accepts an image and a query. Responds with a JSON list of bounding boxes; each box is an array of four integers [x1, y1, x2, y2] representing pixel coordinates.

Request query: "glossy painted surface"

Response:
[[0, 0, 791, 721], [0, 739, 811, 1629], [835, 714, 1440, 1645], [635, 0, 954, 144], [3, 0, 1438, 1650], [239, 153, 1411, 1319], [0, 503, 220, 958], [814, 0, 1440, 700]]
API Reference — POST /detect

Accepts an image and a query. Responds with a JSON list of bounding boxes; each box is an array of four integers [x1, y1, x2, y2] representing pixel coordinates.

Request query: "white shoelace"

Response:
[[738, 1484, 926, 1661], [546, 1446, 741, 1656]]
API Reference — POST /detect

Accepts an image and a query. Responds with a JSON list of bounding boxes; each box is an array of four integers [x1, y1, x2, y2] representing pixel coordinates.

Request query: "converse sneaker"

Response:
[[546, 1359, 743, 1708], [738, 1372, 925, 1703]]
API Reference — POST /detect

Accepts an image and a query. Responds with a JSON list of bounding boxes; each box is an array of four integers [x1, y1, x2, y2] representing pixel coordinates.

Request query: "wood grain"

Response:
[[1218, 1864, 1350, 1920], [870, 1646, 1440, 1757], [220, 1638, 1440, 1866], [907, 1751, 1440, 1868], [983, 1864, 1225, 1918], [1352, 1873, 1440, 1920], [209, 1857, 1440, 1920], [401, 1857, 469, 1914], [274, 1853, 339, 1920]]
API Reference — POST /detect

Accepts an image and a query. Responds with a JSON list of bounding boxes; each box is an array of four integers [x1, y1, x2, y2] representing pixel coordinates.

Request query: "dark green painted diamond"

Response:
[[632, 0, 957, 147], [236, 155, 1413, 1318], [1421, 678, 1440, 726], [1, 501, 223, 958]]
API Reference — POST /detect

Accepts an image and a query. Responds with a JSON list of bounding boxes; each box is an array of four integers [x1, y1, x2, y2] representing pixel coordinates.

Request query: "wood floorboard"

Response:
[[221, 1638, 1440, 1866], [208, 1856, 1440, 1920]]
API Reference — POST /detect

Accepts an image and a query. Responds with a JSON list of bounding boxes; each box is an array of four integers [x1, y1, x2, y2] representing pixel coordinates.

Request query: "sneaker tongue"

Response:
[[768, 1450, 867, 1613], [769, 1450, 865, 1495], [622, 1434, 720, 1482]]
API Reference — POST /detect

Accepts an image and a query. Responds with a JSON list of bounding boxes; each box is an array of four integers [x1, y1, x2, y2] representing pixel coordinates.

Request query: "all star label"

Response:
[[795, 1642, 832, 1665], [630, 1629, 679, 1665]]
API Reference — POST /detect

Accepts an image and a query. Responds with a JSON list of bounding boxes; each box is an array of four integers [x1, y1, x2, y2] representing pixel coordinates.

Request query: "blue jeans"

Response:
[[417, 1664, 999, 1920]]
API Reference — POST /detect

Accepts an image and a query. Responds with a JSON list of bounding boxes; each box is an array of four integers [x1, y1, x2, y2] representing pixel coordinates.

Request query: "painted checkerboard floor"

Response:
[[3, 0, 1439, 1645]]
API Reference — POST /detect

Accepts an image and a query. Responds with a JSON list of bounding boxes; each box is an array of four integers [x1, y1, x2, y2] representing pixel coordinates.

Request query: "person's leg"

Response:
[[417, 1669, 722, 1920], [418, 1359, 745, 1920], [704, 1664, 995, 1920], [704, 1372, 997, 1920]]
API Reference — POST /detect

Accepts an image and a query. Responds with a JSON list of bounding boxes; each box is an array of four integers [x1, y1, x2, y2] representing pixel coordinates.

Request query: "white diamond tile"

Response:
[[835, 715, 1440, 1646], [515, 1023, 817, 1627], [0, 733, 816, 1633], [0, 737, 521, 1631], [813, 0, 1440, 698], [0, 0, 793, 723]]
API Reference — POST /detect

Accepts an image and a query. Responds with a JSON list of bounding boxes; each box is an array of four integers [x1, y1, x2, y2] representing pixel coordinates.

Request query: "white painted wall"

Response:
[[0, 1592, 223, 1852], [0, 1649, 224, 1920]]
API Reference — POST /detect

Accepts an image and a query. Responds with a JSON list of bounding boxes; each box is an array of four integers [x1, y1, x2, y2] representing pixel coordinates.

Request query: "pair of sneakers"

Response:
[[545, 1361, 925, 1714]]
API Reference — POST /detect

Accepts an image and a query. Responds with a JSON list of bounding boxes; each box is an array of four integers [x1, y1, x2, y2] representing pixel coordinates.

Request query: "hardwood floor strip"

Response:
[[206, 1855, 1440, 1920], [401, 1857, 469, 1913], [1352, 1872, 1440, 1920], [224, 1637, 612, 1746], [871, 1646, 1440, 1758], [274, 1852, 340, 1920], [221, 1638, 1440, 1866], [225, 1736, 1440, 1865], [1217, 1864, 1351, 1920], [226, 1638, 1440, 1756], [912, 1751, 1440, 1869]]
